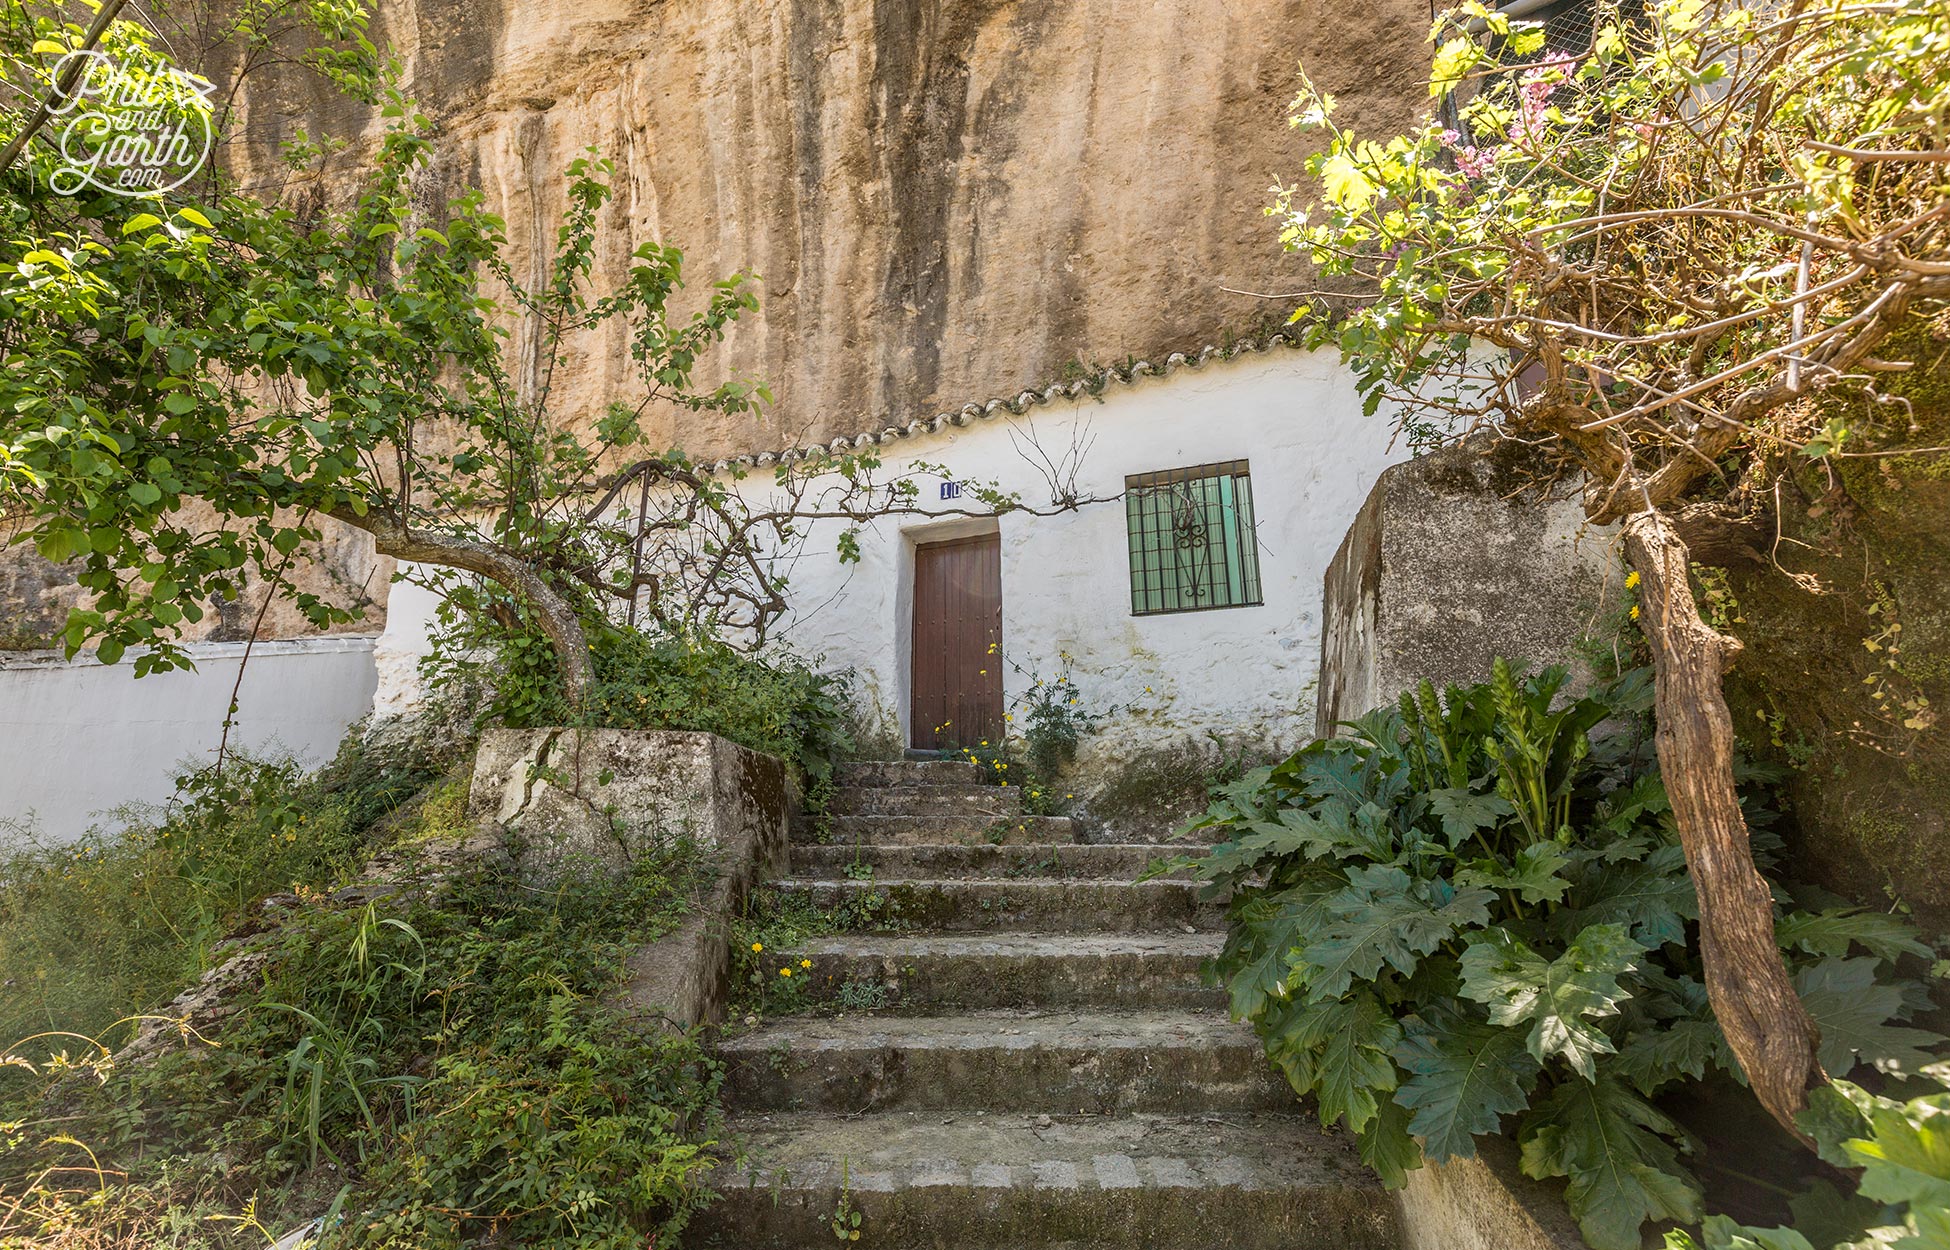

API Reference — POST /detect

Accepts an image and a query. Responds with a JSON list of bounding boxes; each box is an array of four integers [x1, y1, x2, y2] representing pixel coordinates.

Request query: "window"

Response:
[[1124, 460, 1263, 616]]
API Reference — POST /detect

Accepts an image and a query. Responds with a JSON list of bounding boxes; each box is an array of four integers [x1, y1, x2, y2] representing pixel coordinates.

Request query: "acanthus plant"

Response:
[[1157, 662, 1944, 1250]]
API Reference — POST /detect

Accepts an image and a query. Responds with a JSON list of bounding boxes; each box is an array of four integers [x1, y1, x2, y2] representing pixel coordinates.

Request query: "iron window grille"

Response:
[[1124, 460, 1264, 616]]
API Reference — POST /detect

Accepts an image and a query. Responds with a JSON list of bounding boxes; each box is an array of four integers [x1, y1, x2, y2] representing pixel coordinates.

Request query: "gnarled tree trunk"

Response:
[[331, 507, 593, 712], [1622, 508, 1823, 1140]]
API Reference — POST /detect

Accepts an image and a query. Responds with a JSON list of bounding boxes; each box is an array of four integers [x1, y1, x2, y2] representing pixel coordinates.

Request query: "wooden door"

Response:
[[911, 534, 1003, 751]]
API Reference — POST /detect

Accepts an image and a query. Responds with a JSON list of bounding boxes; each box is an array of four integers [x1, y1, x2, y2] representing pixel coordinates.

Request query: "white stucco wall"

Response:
[[733, 346, 1408, 765], [359, 347, 1408, 772], [0, 637, 378, 843]]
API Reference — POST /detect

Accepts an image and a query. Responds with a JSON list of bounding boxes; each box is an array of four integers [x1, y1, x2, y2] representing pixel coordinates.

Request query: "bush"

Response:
[[427, 597, 855, 781], [1168, 661, 1943, 1250]]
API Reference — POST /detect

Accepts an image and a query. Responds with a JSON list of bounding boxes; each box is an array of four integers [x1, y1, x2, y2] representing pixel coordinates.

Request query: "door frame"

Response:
[[897, 518, 1002, 750]]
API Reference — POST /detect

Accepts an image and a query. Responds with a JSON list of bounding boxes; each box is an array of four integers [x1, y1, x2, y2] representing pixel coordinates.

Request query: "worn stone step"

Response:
[[837, 760, 981, 787], [778, 932, 1225, 1011], [791, 842, 1184, 881], [698, 1111, 1395, 1250], [769, 878, 1222, 933], [808, 814, 1080, 846], [716, 1009, 1285, 1114], [826, 784, 1022, 819]]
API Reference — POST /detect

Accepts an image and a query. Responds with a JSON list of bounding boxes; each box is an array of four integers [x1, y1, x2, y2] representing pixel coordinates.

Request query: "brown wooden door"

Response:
[[911, 534, 1003, 751]]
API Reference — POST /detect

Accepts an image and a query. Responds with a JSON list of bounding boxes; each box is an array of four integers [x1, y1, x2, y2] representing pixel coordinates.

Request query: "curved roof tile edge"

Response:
[[705, 331, 1306, 475]]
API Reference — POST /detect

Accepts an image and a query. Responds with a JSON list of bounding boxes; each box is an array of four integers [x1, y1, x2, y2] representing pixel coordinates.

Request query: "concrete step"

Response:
[[698, 1111, 1396, 1250], [716, 1009, 1286, 1114], [790, 843, 1183, 881], [778, 932, 1226, 1012], [808, 814, 1081, 846], [837, 760, 981, 788], [807, 811, 1084, 850], [827, 784, 1022, 819], [769, 878, 1222, 933]]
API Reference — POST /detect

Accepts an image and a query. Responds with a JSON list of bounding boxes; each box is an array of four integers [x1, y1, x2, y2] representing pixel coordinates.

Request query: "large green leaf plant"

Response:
[[1167, 662, 1943, 1250]]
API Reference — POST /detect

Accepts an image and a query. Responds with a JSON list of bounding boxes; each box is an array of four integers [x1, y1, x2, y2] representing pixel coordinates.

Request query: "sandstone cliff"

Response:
[[221, 0, 1433, 457]]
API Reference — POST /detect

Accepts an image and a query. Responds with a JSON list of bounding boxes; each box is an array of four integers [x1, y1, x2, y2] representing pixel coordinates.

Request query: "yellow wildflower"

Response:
[[1629, 605, 1641, 620], [1625, 571, 1641, 589], [780, 968, 793, 978], [751, 942, 764, 953], [801, 959, 813, 969]]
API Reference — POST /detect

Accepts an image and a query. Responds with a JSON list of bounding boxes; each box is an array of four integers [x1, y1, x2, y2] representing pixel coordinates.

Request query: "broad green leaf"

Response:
[[1795, 958, 1945, 1077], [1461, 924, 1642, 1078], [1776, 909, 1932, 965], [1429, 37, 1482, 98], [1520, 1076, 1702, 1250], [177, 207, 215, 229], [128, 482, 163, 507], [1506, 28, 1548, 56], [1393, 1008, 1540, 1160], [1320, 153, 1379, 213], [1295, 991, 1402, 1133], [1457, 841, 1572, 904], [121, 213, 164, 235], [1426, 787, 1515, 846], [1356, 1095, 1423, 1189], [1679, 1215, 1818, 1250], [1845, 1095, 1950, 1211], [1301, 866, 1495, 1000], [1612, 1019, 1729, 1095], [1552, 844, 1696, 947]]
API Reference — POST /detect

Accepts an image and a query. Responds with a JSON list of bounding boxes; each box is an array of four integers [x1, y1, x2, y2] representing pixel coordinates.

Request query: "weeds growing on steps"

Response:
[[730, 886, 901, 1023]]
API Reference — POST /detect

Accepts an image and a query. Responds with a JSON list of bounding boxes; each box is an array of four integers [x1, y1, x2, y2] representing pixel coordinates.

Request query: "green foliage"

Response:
[[0, 10, 764, 688], [1169, 661, 1944, 1250], [0, 734, 447, 1055], [1, 841, 718, 1248], [1664, 1067, 1950, 1250], [427, 614, 856, 780]]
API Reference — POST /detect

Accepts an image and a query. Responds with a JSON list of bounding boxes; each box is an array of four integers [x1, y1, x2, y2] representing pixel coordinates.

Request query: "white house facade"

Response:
[[380, 338, 1407, 774]]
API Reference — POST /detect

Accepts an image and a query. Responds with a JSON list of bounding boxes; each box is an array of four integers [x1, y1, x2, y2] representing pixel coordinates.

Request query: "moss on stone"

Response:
[[1719, 317, 1950, 937]]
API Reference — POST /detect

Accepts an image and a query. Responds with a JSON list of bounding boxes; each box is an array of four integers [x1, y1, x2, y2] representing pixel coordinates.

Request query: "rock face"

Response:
[[219, 0, 1433, 457]]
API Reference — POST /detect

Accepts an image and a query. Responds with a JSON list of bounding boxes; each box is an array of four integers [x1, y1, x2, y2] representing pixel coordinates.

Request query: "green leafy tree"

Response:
[[1268, 0, 1950, 1135], [1166, 662, 1942, 1250], [0, 8, 1092, 717]]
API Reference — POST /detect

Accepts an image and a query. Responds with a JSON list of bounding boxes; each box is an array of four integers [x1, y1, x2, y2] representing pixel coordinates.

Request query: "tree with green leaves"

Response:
[[0, 7, 1088, 717], [1268, 0, 1950, 1139]]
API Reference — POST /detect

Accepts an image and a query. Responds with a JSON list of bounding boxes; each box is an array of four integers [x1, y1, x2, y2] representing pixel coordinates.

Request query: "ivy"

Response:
[[1164, 661, 1944, 1250]]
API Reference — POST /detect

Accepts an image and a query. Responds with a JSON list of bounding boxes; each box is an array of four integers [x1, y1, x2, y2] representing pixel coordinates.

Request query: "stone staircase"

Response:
[[692, 759, 1397, 1249]]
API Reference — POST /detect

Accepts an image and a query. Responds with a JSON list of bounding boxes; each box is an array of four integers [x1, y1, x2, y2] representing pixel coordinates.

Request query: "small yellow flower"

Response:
[[1625, 571, 1641, 589], [1065, 793, 1074, 799], [979, 669, 988, 675], [801, 959, 813, 969], [1004, 713, 1013, 722], [752, 942, 764, 953], [779, 968, 793, 978], [1144, 686, 1153, 694], [1629, 605, 1641, 620]]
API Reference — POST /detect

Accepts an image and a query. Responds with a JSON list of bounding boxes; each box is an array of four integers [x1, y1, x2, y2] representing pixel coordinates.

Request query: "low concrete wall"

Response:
[[1316, 441, 1622, 734], [1395, 1137, 1585, 1250], [467, 728, 794, 1030], [0, 637, 378, 841]]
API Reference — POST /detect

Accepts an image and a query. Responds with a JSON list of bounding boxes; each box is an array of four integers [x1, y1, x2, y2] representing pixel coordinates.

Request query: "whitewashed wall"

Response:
[[738, 346, 1405, 765], [366, 348, 1408, 770], [0, 637, 378, 843]]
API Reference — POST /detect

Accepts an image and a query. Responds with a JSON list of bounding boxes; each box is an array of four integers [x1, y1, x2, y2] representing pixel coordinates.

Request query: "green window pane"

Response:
[[1123, 461, 1263, 617]]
